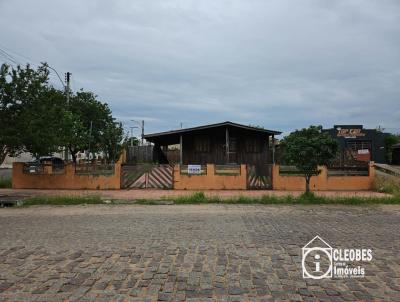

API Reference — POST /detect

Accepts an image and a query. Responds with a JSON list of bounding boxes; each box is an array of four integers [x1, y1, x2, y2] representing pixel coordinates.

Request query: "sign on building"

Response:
[[336, 128, 365, 138], [188, 164, 202, 174]]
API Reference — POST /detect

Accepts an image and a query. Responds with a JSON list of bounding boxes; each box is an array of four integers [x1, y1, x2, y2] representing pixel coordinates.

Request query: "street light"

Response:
[[130, 126, 138, 147], [131, 120, 144, 145]]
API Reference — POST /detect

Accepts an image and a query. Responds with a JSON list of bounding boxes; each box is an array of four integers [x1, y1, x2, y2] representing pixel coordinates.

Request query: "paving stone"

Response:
[[0, 204, 398, 301]]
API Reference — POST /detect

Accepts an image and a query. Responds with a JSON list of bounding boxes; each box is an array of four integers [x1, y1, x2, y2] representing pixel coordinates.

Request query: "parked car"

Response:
[[24, 157, 64, 174]]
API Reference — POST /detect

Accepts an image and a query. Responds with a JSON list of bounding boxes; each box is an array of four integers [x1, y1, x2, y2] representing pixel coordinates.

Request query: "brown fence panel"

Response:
[[147, 165, 173, 189], [247, 164, 272, 189], [121, 164, 173, 189], [126, 145, 153, 163]]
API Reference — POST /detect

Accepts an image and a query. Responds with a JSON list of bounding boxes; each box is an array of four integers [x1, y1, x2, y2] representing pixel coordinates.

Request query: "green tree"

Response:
[[0, 63, 123, 164], [385, 134, 400, 163], [100, 121, 125, 163], [282, 126, 338, 193], [20, 88, 69, 157], [0, 63, 53, 162], [65, 90, 117, 163]]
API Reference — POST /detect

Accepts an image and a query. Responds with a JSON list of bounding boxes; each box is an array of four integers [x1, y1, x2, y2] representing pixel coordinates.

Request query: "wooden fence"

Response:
[[126, 145, 153, 163]]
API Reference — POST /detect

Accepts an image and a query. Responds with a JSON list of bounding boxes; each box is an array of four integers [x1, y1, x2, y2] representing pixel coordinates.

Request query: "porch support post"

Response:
[[180, 134, 183, 165], [226, 127, 229, 164], [272, 134, 275, 164]]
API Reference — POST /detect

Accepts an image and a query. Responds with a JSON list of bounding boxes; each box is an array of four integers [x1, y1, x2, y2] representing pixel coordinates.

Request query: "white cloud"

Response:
[[0, 0, 399, 135]]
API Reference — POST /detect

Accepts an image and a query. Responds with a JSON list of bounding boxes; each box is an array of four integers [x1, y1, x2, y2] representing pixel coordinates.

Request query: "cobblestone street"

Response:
[[0, 204, 399, 301]]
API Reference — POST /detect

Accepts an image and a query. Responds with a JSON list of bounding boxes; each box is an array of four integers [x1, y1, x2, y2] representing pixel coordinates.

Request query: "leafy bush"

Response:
[[0, 177, 12, 188], [373, 174, 400, 195], [174, 192, 221, 204]]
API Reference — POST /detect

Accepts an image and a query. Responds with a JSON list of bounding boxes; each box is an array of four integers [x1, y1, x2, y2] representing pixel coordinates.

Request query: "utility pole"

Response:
[[65, 72, 71, 104], [131, 120, 145, 146], [64, 72, 71, 161], [130, 126, 138, 147], [88, 121, 93, 161], [141, 120, 144, 145]]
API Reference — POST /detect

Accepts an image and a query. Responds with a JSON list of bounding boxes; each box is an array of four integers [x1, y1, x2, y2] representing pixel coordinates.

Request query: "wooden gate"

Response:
[[121, 164, 173, 189], [247, 164, 273, 189]]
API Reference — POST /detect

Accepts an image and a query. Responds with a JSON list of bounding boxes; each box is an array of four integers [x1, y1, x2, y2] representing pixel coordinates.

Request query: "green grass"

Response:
[[18, 191, 400, 206], [22, 195, 103, 206], [136, 191, 400, 205], [0, 177, 12, 188], [373, 174, 400, 195]]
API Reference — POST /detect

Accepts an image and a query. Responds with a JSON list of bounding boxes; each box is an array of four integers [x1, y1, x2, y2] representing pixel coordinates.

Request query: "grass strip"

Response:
[[22, 195, 103, 206], [17, 192, 400, 206], [136, 191, 400, 205]]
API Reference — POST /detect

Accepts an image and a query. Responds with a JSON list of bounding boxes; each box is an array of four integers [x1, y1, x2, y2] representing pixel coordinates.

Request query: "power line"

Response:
[[0, 47, 18, 64], [0, 45, 66, 89], [0, 44, 34, 64]]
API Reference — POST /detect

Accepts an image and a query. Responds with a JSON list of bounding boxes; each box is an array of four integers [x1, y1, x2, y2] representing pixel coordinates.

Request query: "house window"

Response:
[[347, 141, 371, 151], [245, 138, 261, 153], [195, 137, 210, 152], [229, 137, 237, 152]]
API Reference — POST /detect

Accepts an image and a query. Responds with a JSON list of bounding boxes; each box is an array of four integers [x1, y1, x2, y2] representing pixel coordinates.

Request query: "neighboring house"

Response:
[[323, 125, 389, 164], [1, 152, 37, 169], [0, 151, 98, 168], [392, 143, 400, 165], [1, 152, 67, 168]]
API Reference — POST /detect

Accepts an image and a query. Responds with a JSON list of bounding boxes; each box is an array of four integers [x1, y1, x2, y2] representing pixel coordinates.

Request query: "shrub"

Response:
[[373, 174, 400, 194], [0, 177, 12, 188]]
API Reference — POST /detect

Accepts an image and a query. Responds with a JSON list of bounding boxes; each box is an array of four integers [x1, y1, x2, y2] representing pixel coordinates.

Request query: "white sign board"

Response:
[[188, 164, 202, 174], [358, 149, 370, 155]]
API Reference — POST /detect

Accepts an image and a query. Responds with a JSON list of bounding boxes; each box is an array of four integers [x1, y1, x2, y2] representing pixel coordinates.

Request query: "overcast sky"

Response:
[[0, 0, 399, 136]]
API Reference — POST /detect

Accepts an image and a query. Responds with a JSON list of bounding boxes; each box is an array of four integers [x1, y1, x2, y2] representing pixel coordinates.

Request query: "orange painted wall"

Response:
[[174, 164, 247, 190], [12, 162, 121, 190], [272, 163, 375, 191]]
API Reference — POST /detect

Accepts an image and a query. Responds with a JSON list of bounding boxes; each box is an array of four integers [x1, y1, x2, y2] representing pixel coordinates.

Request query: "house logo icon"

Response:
[[302, 236, 333, 279]]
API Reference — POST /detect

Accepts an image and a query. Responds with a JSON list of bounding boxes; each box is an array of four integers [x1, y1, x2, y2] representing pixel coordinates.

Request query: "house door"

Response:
[[228, 137, 237, 163], [247, 164, 273, 189]]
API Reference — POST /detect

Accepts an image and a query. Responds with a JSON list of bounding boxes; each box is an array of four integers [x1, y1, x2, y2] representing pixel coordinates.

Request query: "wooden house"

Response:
[[143, 121, 281, 166]]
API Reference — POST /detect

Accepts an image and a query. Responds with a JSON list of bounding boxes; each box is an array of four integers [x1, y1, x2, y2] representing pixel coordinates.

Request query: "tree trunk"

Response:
[[69, 147, 77, 163], [305, 175, 311, 193]]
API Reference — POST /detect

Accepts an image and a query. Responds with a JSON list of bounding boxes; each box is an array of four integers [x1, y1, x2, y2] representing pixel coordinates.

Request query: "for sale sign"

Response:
[[188, 164, 202, 174]]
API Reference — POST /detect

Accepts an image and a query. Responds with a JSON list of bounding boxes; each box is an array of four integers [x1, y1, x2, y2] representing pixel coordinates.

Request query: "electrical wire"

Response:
[[0, 47, 18, 64], [0, 44, 66, 88]]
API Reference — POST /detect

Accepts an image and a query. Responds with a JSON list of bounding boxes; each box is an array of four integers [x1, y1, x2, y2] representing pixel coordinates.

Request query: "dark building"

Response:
[[323, 125, 389, 164], [143, 121, 281, 165], [392, 143, 400, 165]]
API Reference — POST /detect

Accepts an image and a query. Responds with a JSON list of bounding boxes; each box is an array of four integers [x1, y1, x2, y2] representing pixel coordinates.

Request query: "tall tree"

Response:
[[100, 121, 125, 163], [19, 87, 66, 157], [0, 63, 123, 164], [384, 134, 400, 163], [0, 63, 52, 163], [282, 126, 338, 193], [65, 90, 115, 162]]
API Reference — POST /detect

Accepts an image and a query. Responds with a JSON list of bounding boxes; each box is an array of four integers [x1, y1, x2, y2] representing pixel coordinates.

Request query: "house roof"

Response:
[[143, 121, 281, 142]]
